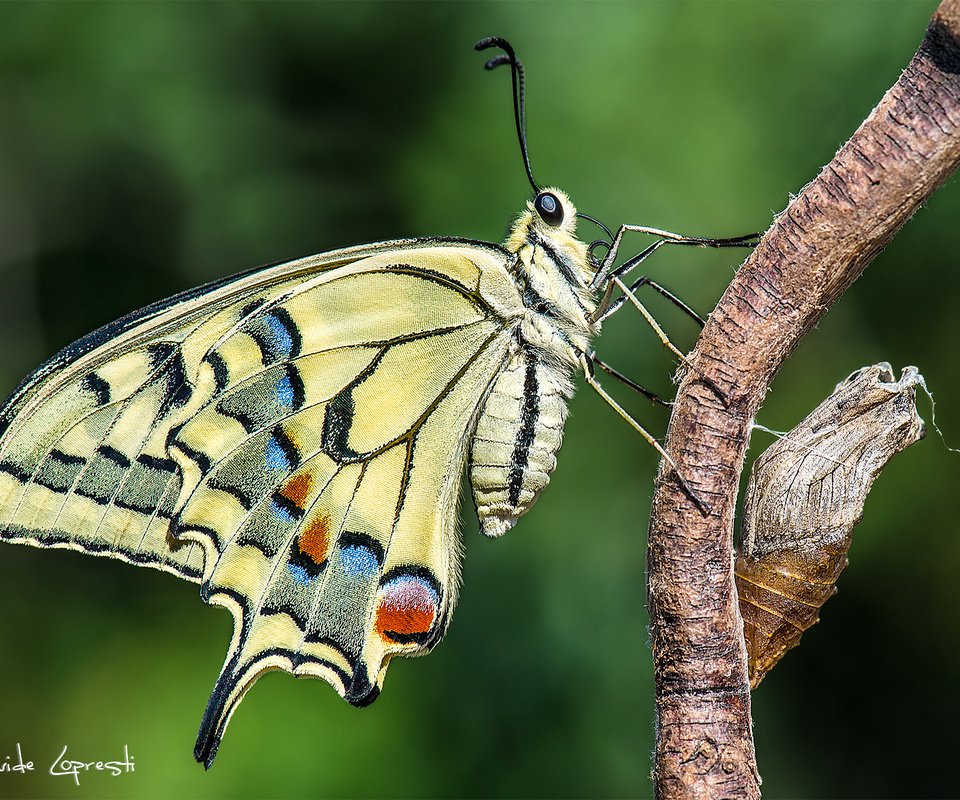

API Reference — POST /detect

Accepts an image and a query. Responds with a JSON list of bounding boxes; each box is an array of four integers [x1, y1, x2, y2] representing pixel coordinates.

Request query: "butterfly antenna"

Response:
[[475, 36, 539, 193], [578, 212, 615, 243]]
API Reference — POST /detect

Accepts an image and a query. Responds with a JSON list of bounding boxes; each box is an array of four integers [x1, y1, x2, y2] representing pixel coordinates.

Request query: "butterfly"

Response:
[[0, 37, 754, 767]]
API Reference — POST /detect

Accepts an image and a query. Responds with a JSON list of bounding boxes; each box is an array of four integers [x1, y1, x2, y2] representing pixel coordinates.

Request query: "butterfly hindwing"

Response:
[[183, 279, 514, 764], [0, 239, 521, 764]]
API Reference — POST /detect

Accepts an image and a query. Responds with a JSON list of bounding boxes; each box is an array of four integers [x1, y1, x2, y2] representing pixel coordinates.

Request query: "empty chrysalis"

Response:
[[737, 363, 926, 686]]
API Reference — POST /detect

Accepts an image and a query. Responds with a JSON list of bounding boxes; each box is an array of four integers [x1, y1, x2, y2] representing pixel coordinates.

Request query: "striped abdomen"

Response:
[[468, 350, 570, 537]]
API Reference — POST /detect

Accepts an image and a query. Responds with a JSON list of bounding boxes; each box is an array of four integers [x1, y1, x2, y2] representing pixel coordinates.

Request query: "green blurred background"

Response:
[[0, 2, 956, 798]]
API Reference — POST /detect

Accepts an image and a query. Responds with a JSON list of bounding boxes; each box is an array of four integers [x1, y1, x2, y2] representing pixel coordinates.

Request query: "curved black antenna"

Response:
[[577, 211, 614, 242], [475, 37, 539, 193]]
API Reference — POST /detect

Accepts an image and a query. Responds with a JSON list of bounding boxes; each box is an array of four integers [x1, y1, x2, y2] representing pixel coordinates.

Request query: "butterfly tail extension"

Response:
[[192, 585, 390, 768], [194, 647, 247, 769], [192, 651, 381, 768]]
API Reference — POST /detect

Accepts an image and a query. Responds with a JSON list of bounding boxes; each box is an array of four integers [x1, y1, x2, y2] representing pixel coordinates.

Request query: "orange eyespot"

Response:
[[375, 571, 440, 644]]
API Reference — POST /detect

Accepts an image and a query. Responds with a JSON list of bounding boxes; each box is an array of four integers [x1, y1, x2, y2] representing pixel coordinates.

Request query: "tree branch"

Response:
[[646, 2, 960, 797]]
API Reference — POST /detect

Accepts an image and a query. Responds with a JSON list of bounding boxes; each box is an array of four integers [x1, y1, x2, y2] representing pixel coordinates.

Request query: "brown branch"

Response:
[[646, 3, 960, 798]]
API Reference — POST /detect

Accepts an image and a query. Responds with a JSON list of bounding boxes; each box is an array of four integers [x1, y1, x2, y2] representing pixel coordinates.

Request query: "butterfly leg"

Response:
[[590, 223, 759, 294], [591, 239, 669, 321], [610, 275, 727, 404], [579, 353, 710, 514], [590, 231, 733, 404], [595, 275, 706, 327], [589, 350, 672, 407]]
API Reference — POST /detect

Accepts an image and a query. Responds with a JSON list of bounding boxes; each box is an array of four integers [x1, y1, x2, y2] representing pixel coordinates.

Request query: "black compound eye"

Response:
[[534, 191, 564, 227]]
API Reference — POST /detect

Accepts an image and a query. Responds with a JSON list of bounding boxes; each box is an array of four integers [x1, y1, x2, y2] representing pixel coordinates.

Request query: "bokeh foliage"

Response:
[[0, 2, 955, 798]]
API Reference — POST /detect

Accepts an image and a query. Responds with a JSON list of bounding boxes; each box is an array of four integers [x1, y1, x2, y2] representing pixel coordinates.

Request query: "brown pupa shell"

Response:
[[736, 363, 926, 687]]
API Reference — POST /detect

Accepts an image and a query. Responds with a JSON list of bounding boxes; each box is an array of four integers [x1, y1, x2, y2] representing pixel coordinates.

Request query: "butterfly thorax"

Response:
[[469, 189, 598, 537], [504, 188, 599, 368]]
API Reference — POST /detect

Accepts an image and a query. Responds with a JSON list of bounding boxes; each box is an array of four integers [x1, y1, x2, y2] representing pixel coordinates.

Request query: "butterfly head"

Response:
[[506, 187, 592, 284], [515, 187, 578, 239]]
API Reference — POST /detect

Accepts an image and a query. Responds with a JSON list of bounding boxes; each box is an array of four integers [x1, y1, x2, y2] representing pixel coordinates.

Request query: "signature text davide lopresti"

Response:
[[1, 743, 135, 785]]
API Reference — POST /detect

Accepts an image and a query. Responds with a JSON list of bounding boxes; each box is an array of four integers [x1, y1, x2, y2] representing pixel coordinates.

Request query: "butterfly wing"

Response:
[[0, 238, 521, 765]]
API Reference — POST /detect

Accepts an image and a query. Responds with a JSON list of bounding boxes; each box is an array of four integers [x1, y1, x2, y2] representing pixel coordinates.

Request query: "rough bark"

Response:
[[646, 3, 960, 797]]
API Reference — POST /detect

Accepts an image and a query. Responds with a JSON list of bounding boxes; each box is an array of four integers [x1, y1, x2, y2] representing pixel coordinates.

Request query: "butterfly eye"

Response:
[[534, 191, 564, 227]]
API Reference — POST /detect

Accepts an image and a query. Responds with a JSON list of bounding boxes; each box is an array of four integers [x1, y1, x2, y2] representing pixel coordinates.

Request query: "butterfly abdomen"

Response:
[[468, 350, 571, 537]]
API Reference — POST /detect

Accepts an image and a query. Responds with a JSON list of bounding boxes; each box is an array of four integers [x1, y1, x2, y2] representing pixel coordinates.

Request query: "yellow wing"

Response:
[[0, 238, 521, 766]]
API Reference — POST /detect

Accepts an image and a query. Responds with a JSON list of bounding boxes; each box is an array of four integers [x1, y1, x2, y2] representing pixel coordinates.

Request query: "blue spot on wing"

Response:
[[271, 498, 297, 524], [247, 306, 301, 365], [341, 545, 380, 580], [266, 313, 295, 358], [265, 435, 293, 471], [276, 373, 295, 408], [288, 563, 314, 585]]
